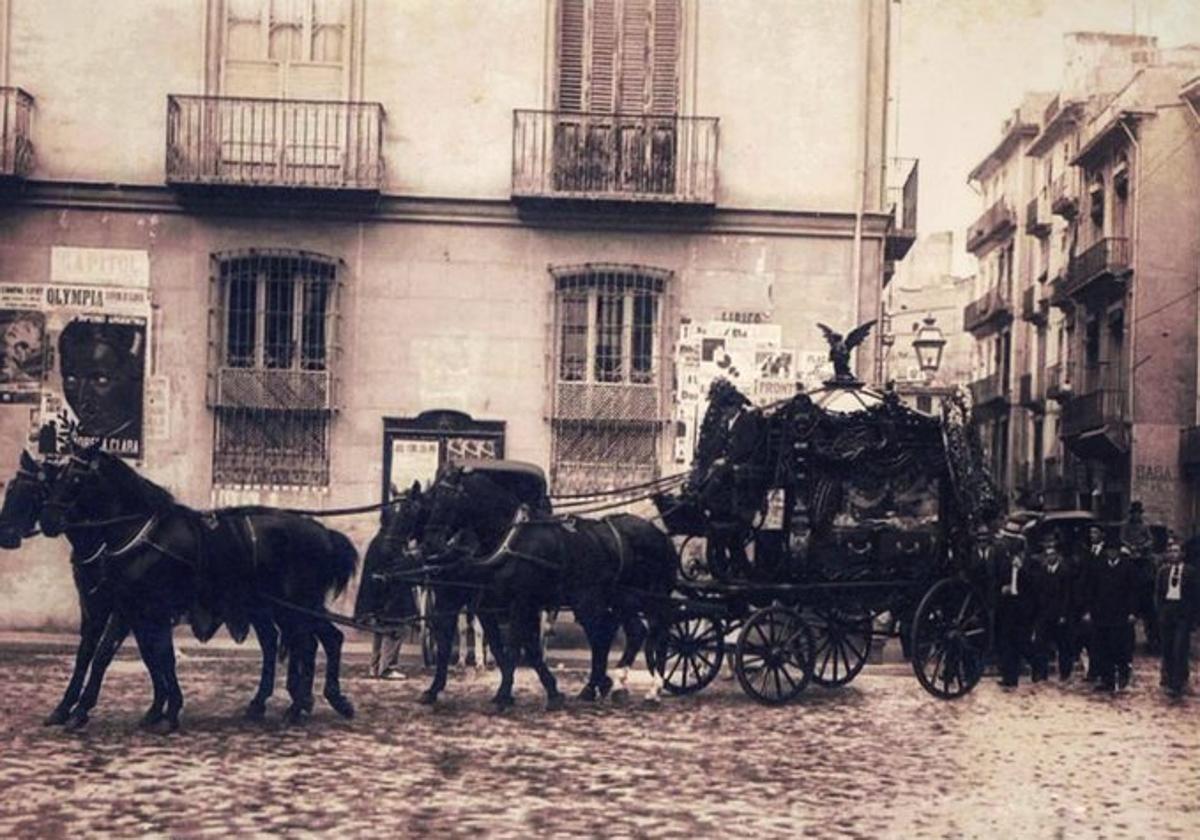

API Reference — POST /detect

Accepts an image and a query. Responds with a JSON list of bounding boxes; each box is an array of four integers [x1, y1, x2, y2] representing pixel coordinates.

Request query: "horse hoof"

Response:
[[417, 690, 439, 706], [326, 693, 356, 719], [283, 706, 309, 726], [597, 676, 614, 698], [244, 701, 267, 721], [64, 711, 89, 732], [577, 686, 598, 702], [545, 694, 566, 712], [43, 707, 71, 726], [490, 694, 515, 711], [140, 711, 165, 729], [610, 688, 631, 704]]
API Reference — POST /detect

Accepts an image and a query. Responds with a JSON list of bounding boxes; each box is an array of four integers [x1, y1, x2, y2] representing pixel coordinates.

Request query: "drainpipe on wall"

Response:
[[1183, 96, 1200, 426], [1117, 118, 1140, 453], [853, 0, 870, 381]]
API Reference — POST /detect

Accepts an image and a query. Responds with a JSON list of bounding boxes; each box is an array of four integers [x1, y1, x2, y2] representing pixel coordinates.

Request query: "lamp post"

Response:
[[912, 315, 946, 383]]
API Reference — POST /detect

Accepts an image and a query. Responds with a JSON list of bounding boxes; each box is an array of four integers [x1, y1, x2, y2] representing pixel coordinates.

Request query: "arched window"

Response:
[[208, 249, 341, 488], [548, 263, 671, 493]]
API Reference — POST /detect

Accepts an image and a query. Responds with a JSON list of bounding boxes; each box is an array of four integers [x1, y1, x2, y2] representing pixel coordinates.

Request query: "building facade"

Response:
[[968, 33, 1200, 531], [0, 0, 914, 626]]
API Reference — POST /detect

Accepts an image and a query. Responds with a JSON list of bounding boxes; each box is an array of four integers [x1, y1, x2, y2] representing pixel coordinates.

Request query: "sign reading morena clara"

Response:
[[50, 247, 150, 289]]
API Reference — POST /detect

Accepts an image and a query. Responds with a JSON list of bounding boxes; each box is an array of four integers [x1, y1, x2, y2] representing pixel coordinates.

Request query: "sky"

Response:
[[895, 0, 1200, 274]]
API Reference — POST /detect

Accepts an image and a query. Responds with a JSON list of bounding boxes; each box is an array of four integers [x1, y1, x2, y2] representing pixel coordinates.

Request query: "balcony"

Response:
[[0, 87, 35, 180], [1025, 194, 1051, 237], [512, 110, 718, 206], [885, 158, 919, 261], [962, 286, 1013, 334], [1064, 237, 1131, 301], [966, 199, 1017, 253], [968, 371, 1009, 409], [1061, 363, 1127, 455], [1021, 284, 1048, 325], [1048, 272, 1074, 312], [1050, 171, 1078, 218], [1045, 362, 1072, 402], [166, 95, 385, 194]]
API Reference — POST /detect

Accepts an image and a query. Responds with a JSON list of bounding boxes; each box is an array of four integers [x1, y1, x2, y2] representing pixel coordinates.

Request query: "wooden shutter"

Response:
[[617, 0, 648, 113], [558, 0, 586, 112], [649, 0, 680, 115], [590, 0, 617, 113]]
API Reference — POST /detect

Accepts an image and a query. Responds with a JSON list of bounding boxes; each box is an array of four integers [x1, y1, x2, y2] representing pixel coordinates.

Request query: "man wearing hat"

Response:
[[1155, 536, 1198, 696], [1074, 523, 1107, 680], [1082, 535, 1139, 692], [1033, 532, 1075, 681], [991, 521, 1041, 687]]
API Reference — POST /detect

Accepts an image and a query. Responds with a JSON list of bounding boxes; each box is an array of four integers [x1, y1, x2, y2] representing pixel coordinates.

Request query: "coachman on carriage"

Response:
[[651, 322, 1005, 704]]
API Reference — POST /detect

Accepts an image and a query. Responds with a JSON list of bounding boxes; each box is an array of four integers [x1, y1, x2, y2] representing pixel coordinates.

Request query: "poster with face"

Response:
[[0, 309, 47, 404], [1, 280, 151, 459]]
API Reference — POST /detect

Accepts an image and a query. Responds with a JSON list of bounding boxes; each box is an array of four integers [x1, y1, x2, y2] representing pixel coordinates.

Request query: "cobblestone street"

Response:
[[0, 638, 1197, 838]]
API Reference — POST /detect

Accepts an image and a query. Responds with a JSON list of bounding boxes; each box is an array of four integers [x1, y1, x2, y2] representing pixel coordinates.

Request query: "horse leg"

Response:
[[244, 612, 277, 720], [575, 605, 617, 702], [135, 620, 183, 733], [419, 596, 460, 705], [314, 620, 355, 719], [284, 627, 318, 725], [478, 612, 515, 709], [516, 603, 563, 710], [46, 608, 109, 725], [64, 613, 130, 731], [611, 612, 647, 702]]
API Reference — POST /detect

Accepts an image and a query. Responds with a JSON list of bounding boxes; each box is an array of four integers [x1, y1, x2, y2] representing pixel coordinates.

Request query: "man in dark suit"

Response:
[[1083, 536, 1139, 693], [1074, 524, 1106, 680], [992, 528, 1041, 687], [1033, 533, 1075, 681], [1155, 537, 1198, 697]]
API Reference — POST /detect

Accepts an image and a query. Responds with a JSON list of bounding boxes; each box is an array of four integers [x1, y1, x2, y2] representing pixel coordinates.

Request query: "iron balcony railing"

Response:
[[962, 286, 1013, 333], [1050, 170, 1079, 218], [1060, 362, 1126, 438], [1045, 362, 1072, 401], [0, 87, 35, 179], [885, 158, 919, 260], [968, 371, 1009, 408], [511, 109, 718, 204], [1065, 237, 1131, 299], [966, 198, 1017, 253], [166, 95, 385, 191]]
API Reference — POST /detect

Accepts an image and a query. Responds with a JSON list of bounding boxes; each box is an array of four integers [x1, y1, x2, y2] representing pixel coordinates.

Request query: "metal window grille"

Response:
[[547, 264, 671, 493], [210, 250, 340, 488]]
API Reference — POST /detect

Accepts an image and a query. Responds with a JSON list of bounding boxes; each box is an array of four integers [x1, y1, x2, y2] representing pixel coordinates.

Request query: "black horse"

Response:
[[415, 465, 677, 708], [36, 445, 357, 729]]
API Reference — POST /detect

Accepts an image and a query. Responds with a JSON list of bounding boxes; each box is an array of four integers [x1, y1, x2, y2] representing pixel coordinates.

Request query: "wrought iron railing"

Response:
[[1065, 237, 1131, 297], [1045, 362, 1072, 400], [962, 286, 1013, 333], [1061, 362, 1126, 437], [966, 199, 1016, 252], [0, 87, 35, 179], [968, 371, 1008, 407], [512, 110, 718, 204], [166, 95, 385, 191]]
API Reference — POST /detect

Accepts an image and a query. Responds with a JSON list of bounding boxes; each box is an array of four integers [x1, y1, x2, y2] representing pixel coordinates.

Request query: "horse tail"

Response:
[[327, 530, 359, 598]]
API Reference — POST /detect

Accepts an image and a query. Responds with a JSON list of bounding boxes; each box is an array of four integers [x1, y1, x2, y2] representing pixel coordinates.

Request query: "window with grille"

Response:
[[210, 250, 339, 488], [549, 264, 669, 494]]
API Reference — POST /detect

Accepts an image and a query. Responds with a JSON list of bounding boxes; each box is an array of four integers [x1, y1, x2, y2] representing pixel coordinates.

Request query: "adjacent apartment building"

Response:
[[0, 0, 915, 625], [965, 32, 1200, 532]]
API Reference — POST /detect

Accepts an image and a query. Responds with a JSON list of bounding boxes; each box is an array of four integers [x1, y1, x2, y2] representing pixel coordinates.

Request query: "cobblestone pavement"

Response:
[[0, 641, 1197, 839]]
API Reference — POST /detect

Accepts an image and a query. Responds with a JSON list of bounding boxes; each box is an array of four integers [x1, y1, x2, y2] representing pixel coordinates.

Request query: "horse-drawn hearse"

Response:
[[650, 333, 1004, 704]]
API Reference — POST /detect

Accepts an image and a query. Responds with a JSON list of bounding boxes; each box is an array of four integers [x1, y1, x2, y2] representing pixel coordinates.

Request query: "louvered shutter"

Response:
[[616, 0, 647, 113], [650, 0, 680, 115], [558, 0, 586, 112], [590, 0, 617, 113]]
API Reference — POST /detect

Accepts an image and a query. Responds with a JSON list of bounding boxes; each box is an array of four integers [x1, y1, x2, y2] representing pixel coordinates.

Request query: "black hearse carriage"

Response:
[[653, 364, 1002, 705]]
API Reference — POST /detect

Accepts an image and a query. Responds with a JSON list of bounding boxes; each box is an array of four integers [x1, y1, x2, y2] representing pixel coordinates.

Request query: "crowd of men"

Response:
[[979, 503, 1200, 697]]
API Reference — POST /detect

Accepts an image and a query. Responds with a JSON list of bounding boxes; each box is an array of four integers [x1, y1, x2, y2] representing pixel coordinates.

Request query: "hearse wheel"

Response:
[[911, 577, 990, 700], [809, 607, 872, 688], [733, 605, 815, 706], [660, 614, 725, 696]]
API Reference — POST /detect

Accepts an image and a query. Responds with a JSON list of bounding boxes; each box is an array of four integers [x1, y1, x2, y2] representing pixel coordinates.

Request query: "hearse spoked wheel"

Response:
[[911, 577, 990, 700], [734, 605, 815, 705], [660, 614, 725, 696], [809, 607, 873, 688]]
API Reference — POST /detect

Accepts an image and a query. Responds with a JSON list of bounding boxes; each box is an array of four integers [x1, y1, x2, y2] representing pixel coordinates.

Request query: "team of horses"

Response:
[[0, 444, 678, 730]]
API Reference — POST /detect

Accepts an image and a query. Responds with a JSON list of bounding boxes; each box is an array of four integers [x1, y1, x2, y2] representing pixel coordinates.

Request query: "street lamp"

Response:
[[912, 315, 946, 382]]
